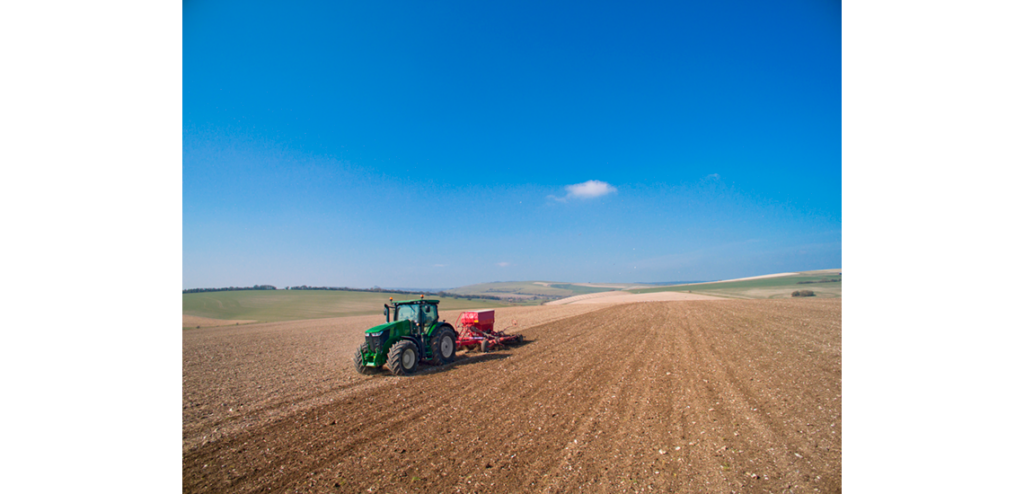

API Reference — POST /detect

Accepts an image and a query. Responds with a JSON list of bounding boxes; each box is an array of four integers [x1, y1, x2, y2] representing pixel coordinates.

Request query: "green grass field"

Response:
[[548, 284, 618, 295], [183, 290, 509, 324], [628, 270, 842, 299]]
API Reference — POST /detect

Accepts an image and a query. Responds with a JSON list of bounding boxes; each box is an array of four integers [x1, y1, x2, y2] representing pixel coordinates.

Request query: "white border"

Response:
[[1, 2, 182, 491]]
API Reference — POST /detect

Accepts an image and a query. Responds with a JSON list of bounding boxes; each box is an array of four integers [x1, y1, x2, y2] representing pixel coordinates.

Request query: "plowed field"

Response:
[[183, 299, 841, 493]]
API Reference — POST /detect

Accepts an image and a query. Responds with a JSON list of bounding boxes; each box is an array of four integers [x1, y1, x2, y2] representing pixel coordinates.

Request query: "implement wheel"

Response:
[[387, 340, 419, 376], [429, 326, 458, 365], [354, 343, 376, 375]]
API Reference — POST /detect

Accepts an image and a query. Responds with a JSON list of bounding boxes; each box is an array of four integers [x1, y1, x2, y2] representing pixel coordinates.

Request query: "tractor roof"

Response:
[[395, 299, 439, 305]]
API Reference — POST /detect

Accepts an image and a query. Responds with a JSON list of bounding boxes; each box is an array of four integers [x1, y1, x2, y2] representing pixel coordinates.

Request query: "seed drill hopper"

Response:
[[455, 309, 524, 352]]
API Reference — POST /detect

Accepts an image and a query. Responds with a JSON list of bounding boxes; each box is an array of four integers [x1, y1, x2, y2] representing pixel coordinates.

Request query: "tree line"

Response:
[[183, 285, 277, 294], [182, 284, 504, 301], [796, 278, 840, 285], [286, 285, 504, 301]]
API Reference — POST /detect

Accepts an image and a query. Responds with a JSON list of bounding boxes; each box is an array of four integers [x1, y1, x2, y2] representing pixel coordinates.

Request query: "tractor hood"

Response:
[[365, 320, 405, 334]]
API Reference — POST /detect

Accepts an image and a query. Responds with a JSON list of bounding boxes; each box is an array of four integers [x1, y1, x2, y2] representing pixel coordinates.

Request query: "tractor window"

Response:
[[397, 304, 420, 323], [422, 304, 438, 326]]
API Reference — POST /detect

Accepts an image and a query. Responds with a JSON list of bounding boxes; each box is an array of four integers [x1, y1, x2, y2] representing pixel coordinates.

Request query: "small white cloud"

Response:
[[549, 180, 618, 202], [705, 173, 720, 180], [496, 262, 511, 267], [567, 180, 617, 198]]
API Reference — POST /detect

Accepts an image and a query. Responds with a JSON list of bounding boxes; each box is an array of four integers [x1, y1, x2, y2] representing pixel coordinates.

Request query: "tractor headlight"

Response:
[[368, 331, 383, 337]]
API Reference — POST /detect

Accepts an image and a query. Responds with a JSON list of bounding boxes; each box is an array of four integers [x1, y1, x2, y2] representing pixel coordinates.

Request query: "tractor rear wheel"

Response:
[[354, 343, 376, 375], [429, 326, 457, 365], [387, 340, 419, 376]]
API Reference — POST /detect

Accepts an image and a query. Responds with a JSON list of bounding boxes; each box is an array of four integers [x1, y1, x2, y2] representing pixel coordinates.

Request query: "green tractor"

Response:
[[353, 297, 458, 376]]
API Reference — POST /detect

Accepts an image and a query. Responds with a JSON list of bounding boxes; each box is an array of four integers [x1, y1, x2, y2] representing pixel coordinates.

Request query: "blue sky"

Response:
[[184, 0, 841, 289]]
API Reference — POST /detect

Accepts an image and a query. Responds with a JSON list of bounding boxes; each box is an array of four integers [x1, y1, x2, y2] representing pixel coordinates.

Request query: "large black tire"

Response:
[[429, 325, 457, 365], [354, 343, 376, 375], [387, 340, 419, 376]]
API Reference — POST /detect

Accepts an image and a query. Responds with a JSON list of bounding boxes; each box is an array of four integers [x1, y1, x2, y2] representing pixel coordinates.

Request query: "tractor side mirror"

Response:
[[384, 305, 390, 322]]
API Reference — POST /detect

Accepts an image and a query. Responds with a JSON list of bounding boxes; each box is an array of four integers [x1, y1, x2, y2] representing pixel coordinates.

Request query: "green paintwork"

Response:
[[356, 300, 449, 369], [364, 320, 400, 334]]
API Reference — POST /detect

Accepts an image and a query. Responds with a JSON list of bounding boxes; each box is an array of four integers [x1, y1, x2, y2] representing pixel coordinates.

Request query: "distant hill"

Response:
[[628, 269, 841, 299], [636, 281, 710, 286], [446, 272, 842, 302], [446, 281, 650, 301]]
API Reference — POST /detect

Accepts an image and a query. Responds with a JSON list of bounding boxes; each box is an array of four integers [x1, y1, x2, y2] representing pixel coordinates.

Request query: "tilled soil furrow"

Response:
[[659, 303, 739, 493], [184, 384, 434, 492], [516, 305, 659, 493], [685, 300, 842, 492], [183, 379, 387, 453], [524, 304, 681, 493], [651, 304, 714, 493], [400, 306, 639, 493], [618, 304, 692, 493], [685, 304, 810, 490]]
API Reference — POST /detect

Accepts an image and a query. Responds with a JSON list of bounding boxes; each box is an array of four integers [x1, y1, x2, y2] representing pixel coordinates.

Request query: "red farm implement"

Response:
[[455, 309, 524, 352]]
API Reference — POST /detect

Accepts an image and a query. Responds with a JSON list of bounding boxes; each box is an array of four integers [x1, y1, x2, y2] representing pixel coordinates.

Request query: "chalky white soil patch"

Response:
[[547, 290, 725, 305]]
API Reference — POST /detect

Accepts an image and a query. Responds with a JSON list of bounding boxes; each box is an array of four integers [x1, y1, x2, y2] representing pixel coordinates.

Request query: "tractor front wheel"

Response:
[[354, 343, 376, 375], [387, 340, 419, 376], [429, 326, 458, 365]]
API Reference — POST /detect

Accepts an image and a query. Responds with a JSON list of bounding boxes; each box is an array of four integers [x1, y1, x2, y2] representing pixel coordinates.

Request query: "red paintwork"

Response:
[[459, 310, 495, 330], [455, 310, 522, 351]]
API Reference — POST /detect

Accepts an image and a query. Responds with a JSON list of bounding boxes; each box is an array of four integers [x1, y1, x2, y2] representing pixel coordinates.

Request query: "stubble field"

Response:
[[183, 299, 841, 493]]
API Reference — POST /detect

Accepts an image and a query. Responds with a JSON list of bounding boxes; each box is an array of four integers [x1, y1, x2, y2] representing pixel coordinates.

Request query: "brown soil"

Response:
[[183, 299, 841, 493]]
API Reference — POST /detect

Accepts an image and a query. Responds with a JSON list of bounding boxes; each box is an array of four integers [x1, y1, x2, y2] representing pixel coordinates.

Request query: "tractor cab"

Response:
[[387, 299, 436, 325], [355, 296, 458, 376], [387, 299, 439, 334]]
